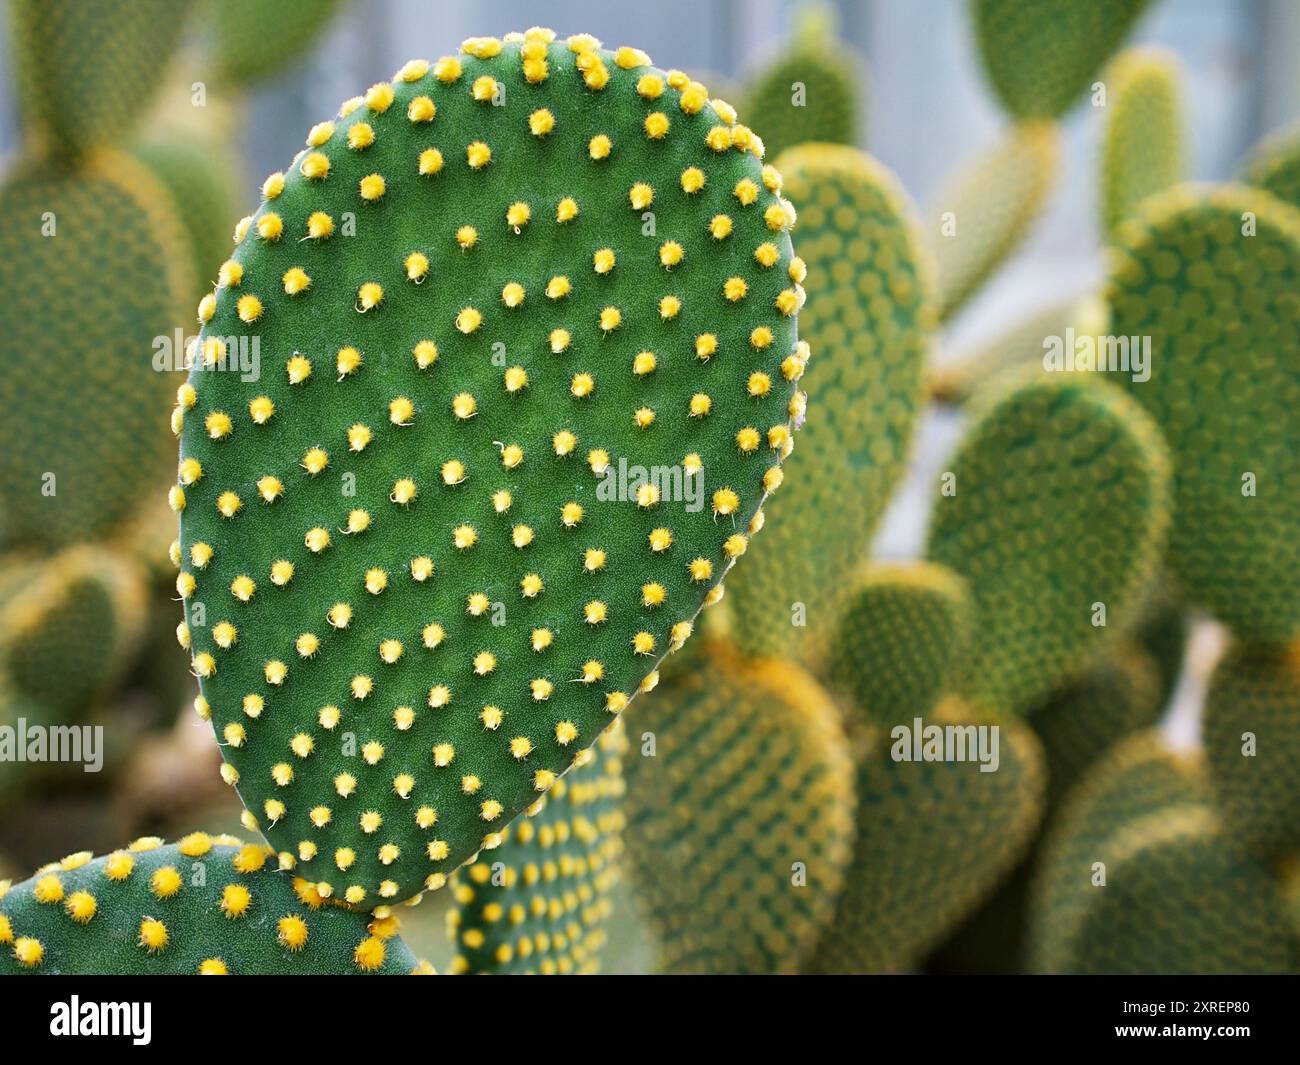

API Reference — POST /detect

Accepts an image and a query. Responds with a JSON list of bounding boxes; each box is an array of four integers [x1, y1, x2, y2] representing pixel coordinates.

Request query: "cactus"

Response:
[[1203, 641, 1300, 860], [1026, 731, 1293, 974], [0, 153, 193, 547], [446, 723, 626, 974], [622, 641, 854, 973], [1108, 186, 1300, 641], [175, 31, 806, 906], [972, 0, 1151, 120], [1099, 48, 1184, 239], [0, 544, 147, 719], [0, 834, 428, 973], [928, 122, 1061, 323], [825, 560, 972, 730], [725, 145, 931, 664], [1240, 121, 1300, 212], [809, 699, 1045, 973], [211, 0, 346, 87], [7, 0, 197, 157], [740, 2, 864, 162], [925, 374, 1170, 714]]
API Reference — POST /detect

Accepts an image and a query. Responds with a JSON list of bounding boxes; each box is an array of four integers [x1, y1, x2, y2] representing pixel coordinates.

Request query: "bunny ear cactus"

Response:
[[7, 0, 197, 158], [0, 544, 147, 719], [1099, 48, 1185, 239], [0, 834, 427, 974], [622, 641, 854, 974], [1240, 121, 1300, 212], [809, 698, 1045, 974], [1028, 733, 1292, 974], [825, 560, 972, 730], [928, 122, 1061, 323], [1203, 641, 1300, 861], [446, 723, 626, 974], [926, 373, 1170, 715], [174, 31, 807, 907], [740, 2, 865, 162], [0, 154, 194, 547], [724, 145, 931, 665], [1107, 186, 1300, 642], [211, 0, 346, 87], [972, 0, 1151, 120]]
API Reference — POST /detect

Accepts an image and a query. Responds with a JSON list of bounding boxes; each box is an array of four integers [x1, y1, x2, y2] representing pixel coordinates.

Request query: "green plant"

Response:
[[740, 2, 864, 162], [0, 154, 193, 547], [725, 144, 931, 665], [1099, 47, 1185, 238], [1108, 185, 1300, 642], [0, 833, 428, 973], [211, 0, 347, 87], [1239, 120, 1300, 211], [175, 31, 805, 907], [825, 560, 972, 730], [1203, 641, 1300, 860], [622, 641, 854, 973], [926, 373, 1171, 714], [972, 0, 1151, 120], [446, 723, 626, 974]]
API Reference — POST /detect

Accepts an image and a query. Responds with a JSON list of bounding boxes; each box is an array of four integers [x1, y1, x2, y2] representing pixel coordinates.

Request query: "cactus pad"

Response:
[[212, 0, 345, 87], [0, 153, 193, 547], [175, 32, 805, 906], [972, 0, 1150, 119], [725, 145, 930, 663], [622, 641, 854, 973], [0, 834, 425, 974], [1203, 641, 1300, 860], [8, 0, 196, 157], [1099, 48, 1184, 238], [825, 560, 972, 729], [809, 700, 1045, 973], [928, 122, 1060, 322], [926, 374, 1170, 714], [1240, 121, 1300, 212], [1108, 185, 1300, 640], [447, 724, 625, 974]]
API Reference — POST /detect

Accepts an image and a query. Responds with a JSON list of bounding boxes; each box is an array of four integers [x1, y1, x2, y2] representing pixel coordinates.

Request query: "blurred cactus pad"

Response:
[[726, 144, 930, 664], [1107, 185, 1300, 641], [0, 153, 194, 547], [1240, 121, 1300, 211], [174, 30, 807, 906], [926, 374, 1171, 714], [0, 834, 424, 974], [741, 2, 865, 162]]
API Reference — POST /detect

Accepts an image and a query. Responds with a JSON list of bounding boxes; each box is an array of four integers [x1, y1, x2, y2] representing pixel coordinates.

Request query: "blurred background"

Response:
[[0, 0, 1296, 973]]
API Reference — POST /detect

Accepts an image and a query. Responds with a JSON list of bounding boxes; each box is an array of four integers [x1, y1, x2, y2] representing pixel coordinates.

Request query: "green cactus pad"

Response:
[[928, 122, 1061, 322], [212, 0, 345, 87], [130, 134, 241, 302], [0, 545, 146, 718], [447, 723, 625, 974], [175, 31, 806, 906], [1108, 185, 1300, 640], [622, 641, 854, 973], [1099, 48, 1184, 239], [825, 560, 972, 729], [725, 145, 931, 664], [1028, 645, 1162, 807], [926, 374, 1170, 714], [740, 3, 863, 162], [0, 153, 194, 547], [1240, 121, 1300, 212], [809, 699, 1045, 973], [1203, 641, 1300, 860], [7, 0, 196, 157], [0, 834, 426, 974], [972, 0, 1150, 119]]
